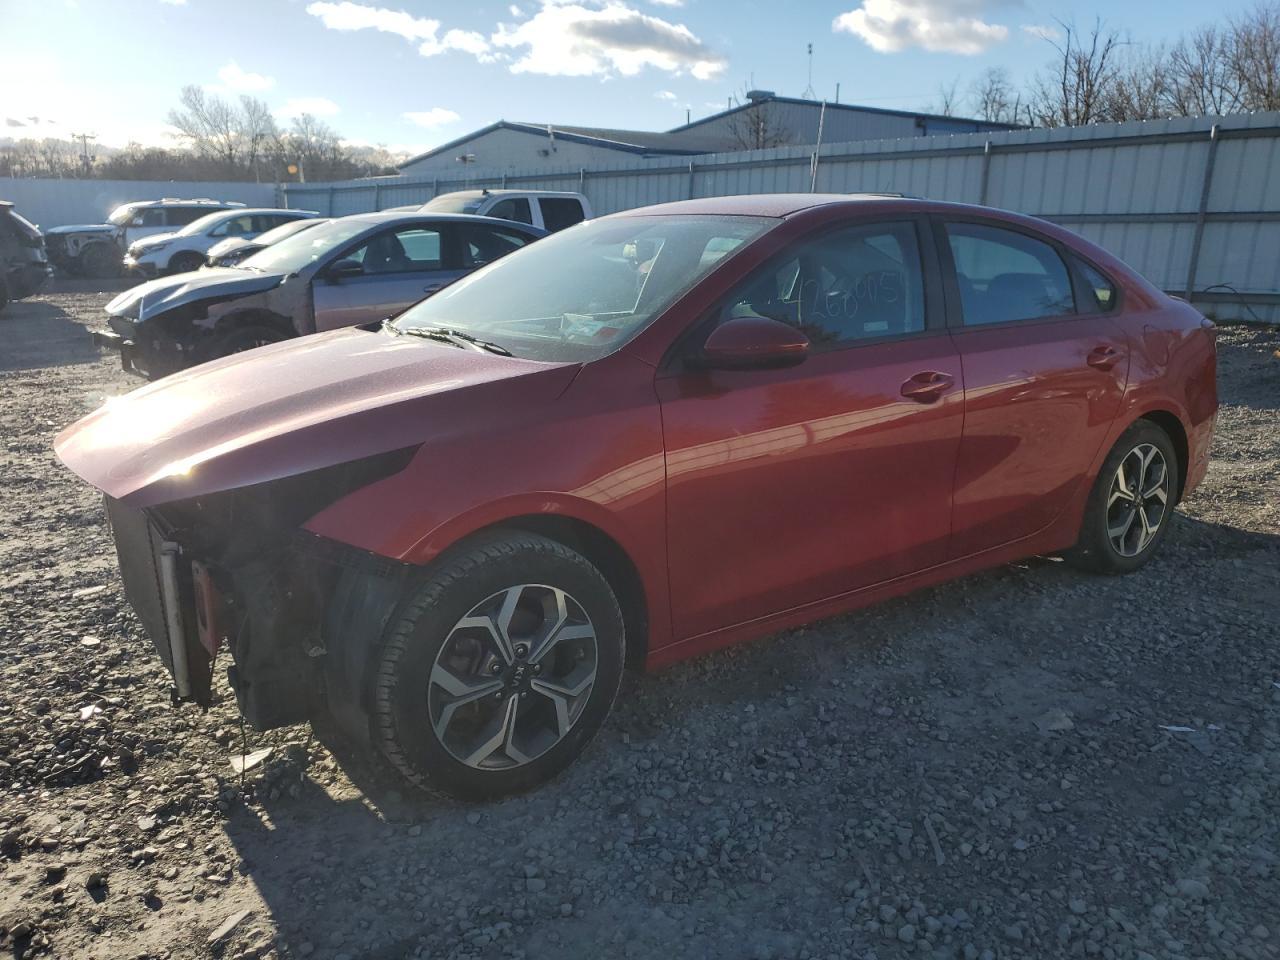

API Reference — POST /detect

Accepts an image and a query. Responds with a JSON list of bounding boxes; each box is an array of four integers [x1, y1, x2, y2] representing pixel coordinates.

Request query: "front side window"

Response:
[[209, 214, 257, 238], [718, 221, 926, 349], [488, 197, 532, 224], [539, 197, 586, 232], [945, 222, 1075, 325], [348, 227, 442, 273], [394, 214, 774, 362], [462, 224, 533, 267]]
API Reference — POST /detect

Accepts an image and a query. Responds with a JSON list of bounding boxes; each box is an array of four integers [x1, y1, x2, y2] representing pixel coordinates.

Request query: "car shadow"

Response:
[[0, 299, 100, 371], [214, 512, 1279, 958]]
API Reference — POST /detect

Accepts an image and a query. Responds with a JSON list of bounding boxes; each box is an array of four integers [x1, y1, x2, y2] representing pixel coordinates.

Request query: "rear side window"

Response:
[[487, 197, 532, 224], [166, 207, 214, 227], [539, 197, 586, 232], [1073, 256, 1117, 312], [721, 221, 926, 349], [945, 222, 1075, 325], [461, 224, 534, 268]]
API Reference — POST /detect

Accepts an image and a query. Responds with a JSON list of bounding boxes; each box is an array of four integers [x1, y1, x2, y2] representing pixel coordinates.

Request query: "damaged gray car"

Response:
[[93, 211, 545, 378]]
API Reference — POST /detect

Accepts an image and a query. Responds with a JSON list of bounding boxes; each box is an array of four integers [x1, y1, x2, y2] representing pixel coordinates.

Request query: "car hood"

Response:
[[130, 231, 180, 250], [106, 267, 287, 321], [207, 236, 256, 257], [45, 223, 115, 235], [55, 327, 578, 507]]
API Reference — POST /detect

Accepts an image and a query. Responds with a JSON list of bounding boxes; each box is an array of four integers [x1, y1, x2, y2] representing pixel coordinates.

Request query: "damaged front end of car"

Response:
[[105, 448, 417, 733]]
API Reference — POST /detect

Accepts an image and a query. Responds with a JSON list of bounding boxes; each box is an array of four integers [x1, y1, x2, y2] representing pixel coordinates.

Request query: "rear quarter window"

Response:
[[1073, 256, 1118, 312], [539, 198, 586, 232]]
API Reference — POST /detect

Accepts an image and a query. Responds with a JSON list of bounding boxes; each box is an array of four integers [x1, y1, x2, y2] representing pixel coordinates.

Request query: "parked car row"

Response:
[[56, 192, 1218, 802]]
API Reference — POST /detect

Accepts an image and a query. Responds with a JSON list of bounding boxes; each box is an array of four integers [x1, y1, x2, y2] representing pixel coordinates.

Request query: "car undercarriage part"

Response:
[[105, 447, 419, 729]]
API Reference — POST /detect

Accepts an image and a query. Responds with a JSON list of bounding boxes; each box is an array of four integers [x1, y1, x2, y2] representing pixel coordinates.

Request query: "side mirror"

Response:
[[697, 315, 809, 371], [326, 258, 364, 282]]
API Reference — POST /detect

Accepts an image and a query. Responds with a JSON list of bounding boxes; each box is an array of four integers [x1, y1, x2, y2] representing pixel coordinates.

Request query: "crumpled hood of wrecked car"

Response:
[[105, 267, 286, 321], [54, 327, 578, 507]]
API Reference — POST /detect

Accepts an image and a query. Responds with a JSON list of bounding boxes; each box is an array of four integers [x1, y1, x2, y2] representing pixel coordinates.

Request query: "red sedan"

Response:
[[56, 195, 1217, 799]]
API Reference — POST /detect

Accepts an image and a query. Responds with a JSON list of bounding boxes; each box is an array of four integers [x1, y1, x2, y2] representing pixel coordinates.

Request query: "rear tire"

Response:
[[372, 532, 625, 801], [1067, 419, 1178, 575]]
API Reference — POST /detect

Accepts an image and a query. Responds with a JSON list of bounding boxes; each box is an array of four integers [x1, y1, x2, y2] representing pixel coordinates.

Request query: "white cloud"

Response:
[[214, 61, 276, 93], [307, 1, 495, 60], [509, 3, 522, 14], [649, 0, 684, 6], [305, 1, 439, 41], [1021, 23, 1061, 42], [403, 107, 461, 129], [276, 97, 342, 119], [493, 1, 725, 79], [655, 89, 677, 101], [159, 0, 187, 5], [833, 0, 1009, 55]]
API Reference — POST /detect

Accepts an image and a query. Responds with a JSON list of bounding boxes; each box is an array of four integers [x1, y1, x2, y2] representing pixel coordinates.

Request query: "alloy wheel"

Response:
[[1105, 443, 1170, 557], [427, 584, 598, 770]]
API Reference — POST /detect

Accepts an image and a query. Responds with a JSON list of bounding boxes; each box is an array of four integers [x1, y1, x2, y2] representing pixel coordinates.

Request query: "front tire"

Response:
[[200, 324, 290, 365], [1068, 419, 1178, 574], [167, 251, 205, 275], [373, 532, 625, 801]]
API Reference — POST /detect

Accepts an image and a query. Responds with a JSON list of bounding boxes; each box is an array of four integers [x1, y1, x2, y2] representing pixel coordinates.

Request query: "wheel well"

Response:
[[214, 309, 294, 338], [482, 514, 650, 670], [1140, 410, 1188, 501]]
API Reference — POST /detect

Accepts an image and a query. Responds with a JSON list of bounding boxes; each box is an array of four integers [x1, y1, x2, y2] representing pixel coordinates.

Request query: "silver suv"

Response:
[[44, 198, 245, 277]]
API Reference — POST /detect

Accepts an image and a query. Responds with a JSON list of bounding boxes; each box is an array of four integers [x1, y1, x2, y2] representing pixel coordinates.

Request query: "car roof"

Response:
[[431, 189, 585, 200], [124, 198, 244, 209], [201, 207, 313, 218], [342, 211, 546, 230]]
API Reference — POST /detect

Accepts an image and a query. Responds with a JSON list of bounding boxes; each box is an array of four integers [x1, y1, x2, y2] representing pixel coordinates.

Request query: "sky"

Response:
[[0, 0, 1254, 157]]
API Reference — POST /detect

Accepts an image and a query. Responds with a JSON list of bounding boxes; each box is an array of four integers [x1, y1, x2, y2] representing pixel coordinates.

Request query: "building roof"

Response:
[[399, 120, 729, 169], [397, 95, 1023, 171], [668, 94, 1022, 135]]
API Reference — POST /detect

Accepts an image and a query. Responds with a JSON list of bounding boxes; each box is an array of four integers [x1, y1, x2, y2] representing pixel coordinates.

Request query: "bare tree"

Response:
[[1033, 19, 1124, 127], [1103, 46, 1171, 120], [724, 103, 795, 150], [932, 78, 961, 117], [970, 67, 1025, 123], [1230, 2, 1280, 109], [1168, 26, 1242, 115], [167, 85, 242, 172], [238, 96, 280, 182]]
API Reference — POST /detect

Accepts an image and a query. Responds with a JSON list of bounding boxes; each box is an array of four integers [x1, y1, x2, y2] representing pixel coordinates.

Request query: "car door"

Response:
[[657, 218, 964, 640], [312, 222, 464, 331], [936, 217, 1130, 558]]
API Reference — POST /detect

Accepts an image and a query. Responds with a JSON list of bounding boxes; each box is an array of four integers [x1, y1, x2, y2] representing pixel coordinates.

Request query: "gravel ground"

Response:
[[1, 283, 1278, 960]]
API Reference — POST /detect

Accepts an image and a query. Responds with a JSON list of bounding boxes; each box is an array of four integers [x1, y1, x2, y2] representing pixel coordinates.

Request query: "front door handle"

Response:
[[1087, 345, 1123, 370], [423, 283, 443, 294], [900, 371, 955, 403]]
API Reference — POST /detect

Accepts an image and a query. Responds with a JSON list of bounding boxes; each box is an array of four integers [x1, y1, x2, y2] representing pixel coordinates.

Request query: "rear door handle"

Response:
[[423, 284, 443, 294], [1087, 345, 1122, 370], [900, 371, 955, 403]]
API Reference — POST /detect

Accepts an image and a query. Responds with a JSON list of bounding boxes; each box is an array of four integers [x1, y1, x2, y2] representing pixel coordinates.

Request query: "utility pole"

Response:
[[70, 131, 96, 177]]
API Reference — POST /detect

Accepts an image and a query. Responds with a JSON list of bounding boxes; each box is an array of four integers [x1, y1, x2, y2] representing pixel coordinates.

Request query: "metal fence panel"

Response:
[[0, 178, 280, 229], [283, 112, 1280, 322]]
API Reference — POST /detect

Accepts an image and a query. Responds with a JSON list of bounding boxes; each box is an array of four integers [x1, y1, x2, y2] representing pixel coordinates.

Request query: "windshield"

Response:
[[420, 193, 485, 214], [240, 218, 373, 274], [393, 214, 774, 362], [252, 217, 325, 245], [177, 211, 234, 236], [107, 204, 139, 226]]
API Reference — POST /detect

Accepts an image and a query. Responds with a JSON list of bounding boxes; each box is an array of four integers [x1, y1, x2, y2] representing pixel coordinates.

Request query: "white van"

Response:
[[419, 190, 591, 232]]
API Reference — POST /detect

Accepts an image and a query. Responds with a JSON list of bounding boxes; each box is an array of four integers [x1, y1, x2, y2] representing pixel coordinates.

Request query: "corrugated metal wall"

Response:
[[285, 112, 1280, 322], [0, 178, 281, 230]]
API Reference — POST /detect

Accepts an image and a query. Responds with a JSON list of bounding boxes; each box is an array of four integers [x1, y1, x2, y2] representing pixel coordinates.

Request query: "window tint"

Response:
[[135, 209, 168, 227], [487, 197, 532, 224], [461, 224, 533, 268], [720, 221, 926, 349], [539, 197, 586, 232], [945, 222, 1075, 325], [1073, 256, 1117, 312], [348, 227, 442, 274], [252, 214, 288, 232], [166, 207, 214, 227]]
